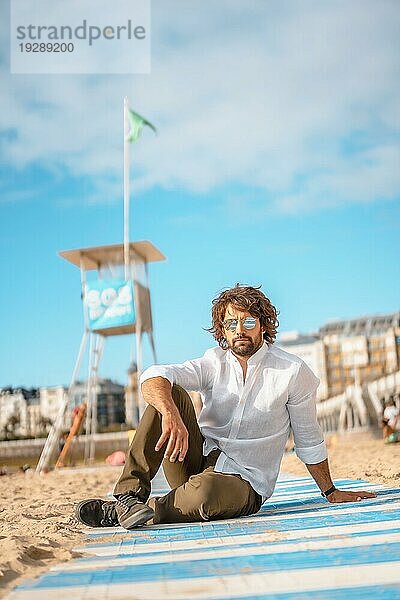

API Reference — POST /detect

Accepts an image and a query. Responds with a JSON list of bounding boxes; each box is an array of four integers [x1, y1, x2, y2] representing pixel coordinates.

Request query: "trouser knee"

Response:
[[171, 384, 193, 409], [188, 472, 256, 521]]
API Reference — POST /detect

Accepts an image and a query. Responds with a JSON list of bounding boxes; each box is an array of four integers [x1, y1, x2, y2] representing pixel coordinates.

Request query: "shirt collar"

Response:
[[228, 340, 269, 366]]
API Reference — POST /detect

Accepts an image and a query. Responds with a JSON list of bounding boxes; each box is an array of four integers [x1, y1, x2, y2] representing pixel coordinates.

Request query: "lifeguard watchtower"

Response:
[[36, 241, 165, 472]]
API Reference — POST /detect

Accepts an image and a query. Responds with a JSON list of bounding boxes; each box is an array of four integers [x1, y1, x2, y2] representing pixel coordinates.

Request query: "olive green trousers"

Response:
[[114, 385, 262, 524]]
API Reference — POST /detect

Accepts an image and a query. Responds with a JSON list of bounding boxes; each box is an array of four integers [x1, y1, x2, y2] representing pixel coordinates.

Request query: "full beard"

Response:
[[229, 334, 263, 357]]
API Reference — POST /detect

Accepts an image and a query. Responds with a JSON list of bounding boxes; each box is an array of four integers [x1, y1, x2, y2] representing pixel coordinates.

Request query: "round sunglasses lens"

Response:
[[243, 318, 256, 330]]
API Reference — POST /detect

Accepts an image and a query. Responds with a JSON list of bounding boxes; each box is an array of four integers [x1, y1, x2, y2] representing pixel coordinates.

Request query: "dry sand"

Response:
[[1, 431, 399, 598], [281, 430, 400, 485], [0, 465, 120, 598]]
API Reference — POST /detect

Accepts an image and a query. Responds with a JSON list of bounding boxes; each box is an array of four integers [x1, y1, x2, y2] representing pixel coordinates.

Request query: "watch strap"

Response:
[[321, 485, 337, 498]]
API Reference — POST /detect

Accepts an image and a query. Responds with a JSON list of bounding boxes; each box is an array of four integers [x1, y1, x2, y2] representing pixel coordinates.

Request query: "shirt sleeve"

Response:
[[139, 353, 213, 393], [286, 360, 327, 464]]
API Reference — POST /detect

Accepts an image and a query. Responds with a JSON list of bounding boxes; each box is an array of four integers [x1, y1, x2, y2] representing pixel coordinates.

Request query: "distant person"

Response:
[[382, 397, 400, 442], [75, 284, 376, 529]]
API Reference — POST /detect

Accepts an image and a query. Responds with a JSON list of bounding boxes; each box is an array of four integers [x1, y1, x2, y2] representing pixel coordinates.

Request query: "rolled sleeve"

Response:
[[140, 365, 175, 387], [139, 354, 213, 393], [287, 360, 327, 465], [295, 439, 327, 464]]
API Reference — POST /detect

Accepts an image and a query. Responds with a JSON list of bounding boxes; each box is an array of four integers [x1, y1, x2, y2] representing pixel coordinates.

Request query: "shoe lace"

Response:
[[116, 492, 139, 510], [101, 501, 118, 526]]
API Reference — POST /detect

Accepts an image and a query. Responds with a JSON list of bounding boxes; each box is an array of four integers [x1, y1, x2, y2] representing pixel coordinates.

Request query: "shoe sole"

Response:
[[118, 505, 154, 529]]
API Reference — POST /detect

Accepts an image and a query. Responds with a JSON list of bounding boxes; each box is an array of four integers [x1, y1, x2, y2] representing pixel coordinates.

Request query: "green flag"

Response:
[[126, 109, 157, 143]]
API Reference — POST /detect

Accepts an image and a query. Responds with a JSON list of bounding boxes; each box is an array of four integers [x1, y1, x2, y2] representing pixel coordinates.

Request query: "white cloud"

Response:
[[0, 0, 399, 212]]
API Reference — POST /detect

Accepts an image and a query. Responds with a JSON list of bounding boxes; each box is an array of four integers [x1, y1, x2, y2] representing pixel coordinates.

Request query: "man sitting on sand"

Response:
[[76, 284, 376, 529]]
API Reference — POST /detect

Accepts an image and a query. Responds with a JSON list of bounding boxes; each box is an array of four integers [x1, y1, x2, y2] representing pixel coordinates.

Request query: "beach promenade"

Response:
[[6, 469, 400, 599]]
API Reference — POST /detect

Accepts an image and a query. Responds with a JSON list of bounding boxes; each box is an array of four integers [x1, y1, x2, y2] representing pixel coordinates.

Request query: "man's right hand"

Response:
[[155, 408, 189, 463], [141, 376, 189, 463]]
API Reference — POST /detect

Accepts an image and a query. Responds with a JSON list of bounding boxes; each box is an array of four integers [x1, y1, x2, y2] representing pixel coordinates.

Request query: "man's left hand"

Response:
[[326, 489, 377, 503]]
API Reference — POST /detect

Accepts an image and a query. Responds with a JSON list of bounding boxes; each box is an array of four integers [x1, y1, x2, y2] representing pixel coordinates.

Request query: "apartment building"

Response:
[[0, 388, 41, 437], [320, 312, 400, 397], [1, 379, 126, 438], [65, 379, 126, 430], [39, 386, 69, 426], [278, 312, 400, 400]]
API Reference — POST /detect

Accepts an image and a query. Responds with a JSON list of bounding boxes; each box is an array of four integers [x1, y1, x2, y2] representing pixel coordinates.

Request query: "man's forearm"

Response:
[[305, 457, 377, 503], [141, 376, 177, 416], [305, 458, 334, 492]]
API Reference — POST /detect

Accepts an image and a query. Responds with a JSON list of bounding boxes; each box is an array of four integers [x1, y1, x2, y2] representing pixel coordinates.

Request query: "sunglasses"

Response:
[[223, 317, 257, 332]]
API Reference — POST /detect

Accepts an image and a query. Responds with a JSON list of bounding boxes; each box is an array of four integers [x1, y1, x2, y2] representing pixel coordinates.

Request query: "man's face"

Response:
[[223, 304, 265, 358]]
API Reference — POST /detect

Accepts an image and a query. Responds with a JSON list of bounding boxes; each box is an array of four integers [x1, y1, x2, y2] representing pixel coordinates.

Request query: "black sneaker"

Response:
[[75, 498, 119, 527], [115, 492, 154, 529]]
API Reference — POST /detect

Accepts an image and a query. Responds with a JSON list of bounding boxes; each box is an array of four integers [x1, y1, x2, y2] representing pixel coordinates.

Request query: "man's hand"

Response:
[[326, 489, 377, 503], [305, 458, 378, 504], [141, 377, 189, 463], [155, 408, 189, 463]]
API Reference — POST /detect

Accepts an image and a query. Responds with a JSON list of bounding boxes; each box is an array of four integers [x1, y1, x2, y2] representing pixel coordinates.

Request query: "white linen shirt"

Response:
[[140, 342, 327, 499]]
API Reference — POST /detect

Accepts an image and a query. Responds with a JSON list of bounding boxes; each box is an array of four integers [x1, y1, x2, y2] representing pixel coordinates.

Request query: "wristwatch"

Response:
[[321, 485, 337, 498]]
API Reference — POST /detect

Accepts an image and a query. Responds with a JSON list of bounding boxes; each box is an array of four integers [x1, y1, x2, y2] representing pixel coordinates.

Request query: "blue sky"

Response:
[[1, 1, 399, 388]]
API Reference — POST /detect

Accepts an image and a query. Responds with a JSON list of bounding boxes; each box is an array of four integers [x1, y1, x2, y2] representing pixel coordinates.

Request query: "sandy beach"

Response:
[[281, 430, 400, 485], [1, 430, 399, 598]]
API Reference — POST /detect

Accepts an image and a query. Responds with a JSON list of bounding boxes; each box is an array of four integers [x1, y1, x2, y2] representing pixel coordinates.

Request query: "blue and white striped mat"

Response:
[[7, 473, 400, 599]]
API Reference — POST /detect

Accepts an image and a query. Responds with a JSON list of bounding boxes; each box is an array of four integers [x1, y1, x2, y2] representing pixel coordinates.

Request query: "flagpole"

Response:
[[123, 96, 130, 281]]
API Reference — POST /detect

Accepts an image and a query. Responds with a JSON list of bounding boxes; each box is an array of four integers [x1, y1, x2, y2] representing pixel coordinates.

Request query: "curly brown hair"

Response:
[[207, 284, 279, 350]]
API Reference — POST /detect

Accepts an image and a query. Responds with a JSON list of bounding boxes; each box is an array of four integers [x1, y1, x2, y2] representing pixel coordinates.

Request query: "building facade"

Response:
[[0, 388, 41, 438], [320, 313, 400, 397], [278, 312, 400, 400], [39, 386, 69, 427], [1, 379, 126, 439], [63, 379, 126, 431]]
